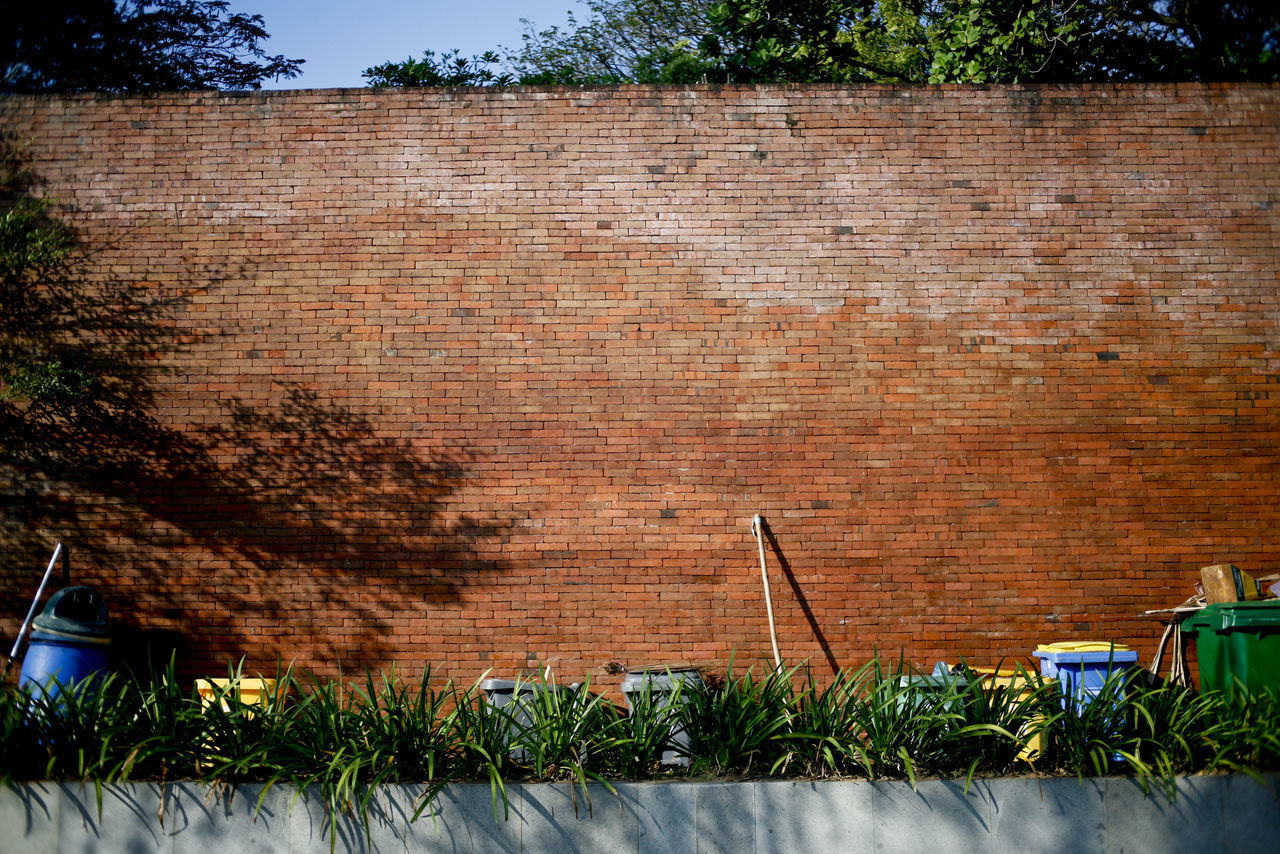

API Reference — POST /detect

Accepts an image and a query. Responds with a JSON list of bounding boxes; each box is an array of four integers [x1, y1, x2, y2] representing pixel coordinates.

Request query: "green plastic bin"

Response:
[[1182, 601, 1280, 696]]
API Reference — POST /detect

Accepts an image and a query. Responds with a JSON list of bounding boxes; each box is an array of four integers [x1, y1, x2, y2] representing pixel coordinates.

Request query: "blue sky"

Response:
[[249, 0, 578, 89]]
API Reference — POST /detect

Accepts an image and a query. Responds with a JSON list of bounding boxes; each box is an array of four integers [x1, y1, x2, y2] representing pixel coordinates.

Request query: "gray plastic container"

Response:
[[479, 678, 571, 763], [621, 668, 701, 766], [896, 662, 965, 713]]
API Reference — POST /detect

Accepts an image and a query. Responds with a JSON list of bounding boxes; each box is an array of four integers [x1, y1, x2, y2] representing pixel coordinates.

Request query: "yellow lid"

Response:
[[1036, 641, 1129, 653]]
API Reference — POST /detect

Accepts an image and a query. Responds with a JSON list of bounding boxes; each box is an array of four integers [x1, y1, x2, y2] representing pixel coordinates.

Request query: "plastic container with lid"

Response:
[[18, 586, 111, 697], [1032, 641, 1138, 712], [479, 677, 572, 763], [1181, 601, 1280, 696], [621, 667, 702, 766]]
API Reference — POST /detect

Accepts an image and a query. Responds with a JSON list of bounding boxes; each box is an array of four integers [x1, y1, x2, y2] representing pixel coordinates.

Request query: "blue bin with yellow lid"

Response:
[[1032, 641, 1138, 711]]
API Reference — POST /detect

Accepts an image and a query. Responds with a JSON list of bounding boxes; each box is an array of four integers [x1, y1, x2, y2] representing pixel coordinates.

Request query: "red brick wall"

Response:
[[2, 84, 1277, 690]]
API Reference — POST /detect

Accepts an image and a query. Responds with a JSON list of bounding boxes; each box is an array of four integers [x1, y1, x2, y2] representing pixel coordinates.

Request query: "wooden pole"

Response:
[[753, 516, 783, 672]]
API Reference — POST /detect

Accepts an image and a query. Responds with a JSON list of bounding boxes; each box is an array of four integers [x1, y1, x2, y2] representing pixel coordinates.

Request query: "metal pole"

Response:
[[5, 542, 63, 675]]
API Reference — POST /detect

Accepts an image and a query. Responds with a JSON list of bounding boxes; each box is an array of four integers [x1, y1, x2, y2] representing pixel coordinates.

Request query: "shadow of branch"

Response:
[[1, 145, 511, 677]]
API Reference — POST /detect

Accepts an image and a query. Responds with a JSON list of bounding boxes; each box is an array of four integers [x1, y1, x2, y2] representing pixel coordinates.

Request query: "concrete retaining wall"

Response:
[[3, 775, 1277, 853]]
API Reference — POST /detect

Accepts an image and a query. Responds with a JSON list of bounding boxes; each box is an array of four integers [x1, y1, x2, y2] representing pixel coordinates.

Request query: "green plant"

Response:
[[447, 677, 518, 819], [930, 663, 1050, 781], [1200, 687, 1280, 777], [507, 676, 628, 814], [1038, 666, 1135, 778], [679, 661, 796, 775], [2, 653, 1279, 838], [783, 664, 868, 777], [841, 660, 967, 785], [0, 685, 38, 783], [616, 673, 690, 777]]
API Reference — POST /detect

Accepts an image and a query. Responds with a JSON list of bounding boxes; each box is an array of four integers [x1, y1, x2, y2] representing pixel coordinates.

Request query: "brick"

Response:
[[0, 85, 1276, 690]]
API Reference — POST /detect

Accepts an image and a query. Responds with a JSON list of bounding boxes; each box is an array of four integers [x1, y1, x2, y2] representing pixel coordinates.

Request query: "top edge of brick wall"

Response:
[[2, 80, 1277, 106]]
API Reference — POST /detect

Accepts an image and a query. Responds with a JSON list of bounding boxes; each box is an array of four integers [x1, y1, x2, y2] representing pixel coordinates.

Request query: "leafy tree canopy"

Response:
[[2, 0, 303, 93], [702, 0, 929, 83], [364, 50, 514, 88], [508, 0, 719, 84], [368, 0, 1279, 87], [927, 0, 1280, 83]]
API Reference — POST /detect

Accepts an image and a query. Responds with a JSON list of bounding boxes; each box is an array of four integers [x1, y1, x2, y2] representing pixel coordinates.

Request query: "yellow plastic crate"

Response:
[[974, 667, 1044, 763], [195, 678, 281, 713]]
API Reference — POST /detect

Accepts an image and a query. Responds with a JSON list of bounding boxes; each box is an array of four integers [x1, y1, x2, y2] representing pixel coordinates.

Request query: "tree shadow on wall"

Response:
[[127, 385, 510, 673], [1, 147, 508, 677]]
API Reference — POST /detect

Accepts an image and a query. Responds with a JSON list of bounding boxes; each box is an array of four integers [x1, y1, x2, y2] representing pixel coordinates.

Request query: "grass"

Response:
[[3, 655, 1277, 835]]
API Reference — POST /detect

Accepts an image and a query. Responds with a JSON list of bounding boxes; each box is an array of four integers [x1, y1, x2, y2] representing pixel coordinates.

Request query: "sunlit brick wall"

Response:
[[2, 84, 1277, 689]]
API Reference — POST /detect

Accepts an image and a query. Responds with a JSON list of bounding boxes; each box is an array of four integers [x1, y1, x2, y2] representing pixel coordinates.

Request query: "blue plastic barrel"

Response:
[[18, 631, 110, 696], [17, 586, 111, 698]]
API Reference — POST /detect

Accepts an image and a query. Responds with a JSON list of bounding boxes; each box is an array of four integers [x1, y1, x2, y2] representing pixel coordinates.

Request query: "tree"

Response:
[[364, 50, 513, 87], [361, 0, 720, 87], [926, 0, 1086, 83], [1083, 0, 1279, 81], [367, 0, 1279, 87], [701, 0, 929, 83], [507, 0, 719, 84], [2, 0, 303, 93], [927, 0, 1280, 83]]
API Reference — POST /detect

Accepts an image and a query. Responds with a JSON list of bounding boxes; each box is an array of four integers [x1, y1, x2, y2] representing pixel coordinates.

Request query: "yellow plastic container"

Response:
[[974, 667, 1044, 763], [195, 678, 281, 713]]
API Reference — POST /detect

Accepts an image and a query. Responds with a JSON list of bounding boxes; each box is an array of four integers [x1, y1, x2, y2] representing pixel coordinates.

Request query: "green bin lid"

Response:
[[1183, 601, 1280, 633]]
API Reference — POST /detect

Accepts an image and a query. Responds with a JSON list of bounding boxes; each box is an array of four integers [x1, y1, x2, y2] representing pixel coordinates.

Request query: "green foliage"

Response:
[[364, 50, 514, 88], [0, 151, 98, 408], [371, 0, 1278, 87], [0, 196, 71, 284], [633, 41, 722, 83], [615, 673, 690, 776], [927, 0, 1082, 83], [679, 662, 797, 774], [1, 356, 96, 403], [508, 0, 718, 84], [702, 0, 928, 83], [3, 658, 1279, 839], [3, 1, 303, 93]]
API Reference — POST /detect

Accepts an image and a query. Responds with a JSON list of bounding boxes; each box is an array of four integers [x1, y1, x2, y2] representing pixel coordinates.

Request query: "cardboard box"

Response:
[[1200, 564, 1262, 604]]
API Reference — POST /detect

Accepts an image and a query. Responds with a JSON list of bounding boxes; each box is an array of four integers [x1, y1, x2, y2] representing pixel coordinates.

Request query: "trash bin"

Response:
[[1032, 641, 1137, 711], [621, 668, 701, 766], [480, 678, 546, 729], [895, 662, 965, 713], [18, 586, 111, 697], [975, 667, 1044, 761], [479, 677, 571, 762], [1181, 601, 1280, 696]]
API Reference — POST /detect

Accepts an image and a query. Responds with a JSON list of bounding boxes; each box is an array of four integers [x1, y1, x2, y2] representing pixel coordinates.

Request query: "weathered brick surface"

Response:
[[1, 85, 1277, 690]]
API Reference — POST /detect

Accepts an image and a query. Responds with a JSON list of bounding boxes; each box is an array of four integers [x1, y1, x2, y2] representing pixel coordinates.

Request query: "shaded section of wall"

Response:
[[2, 776, 1277, 853], [0, 85, 1277, 686]]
